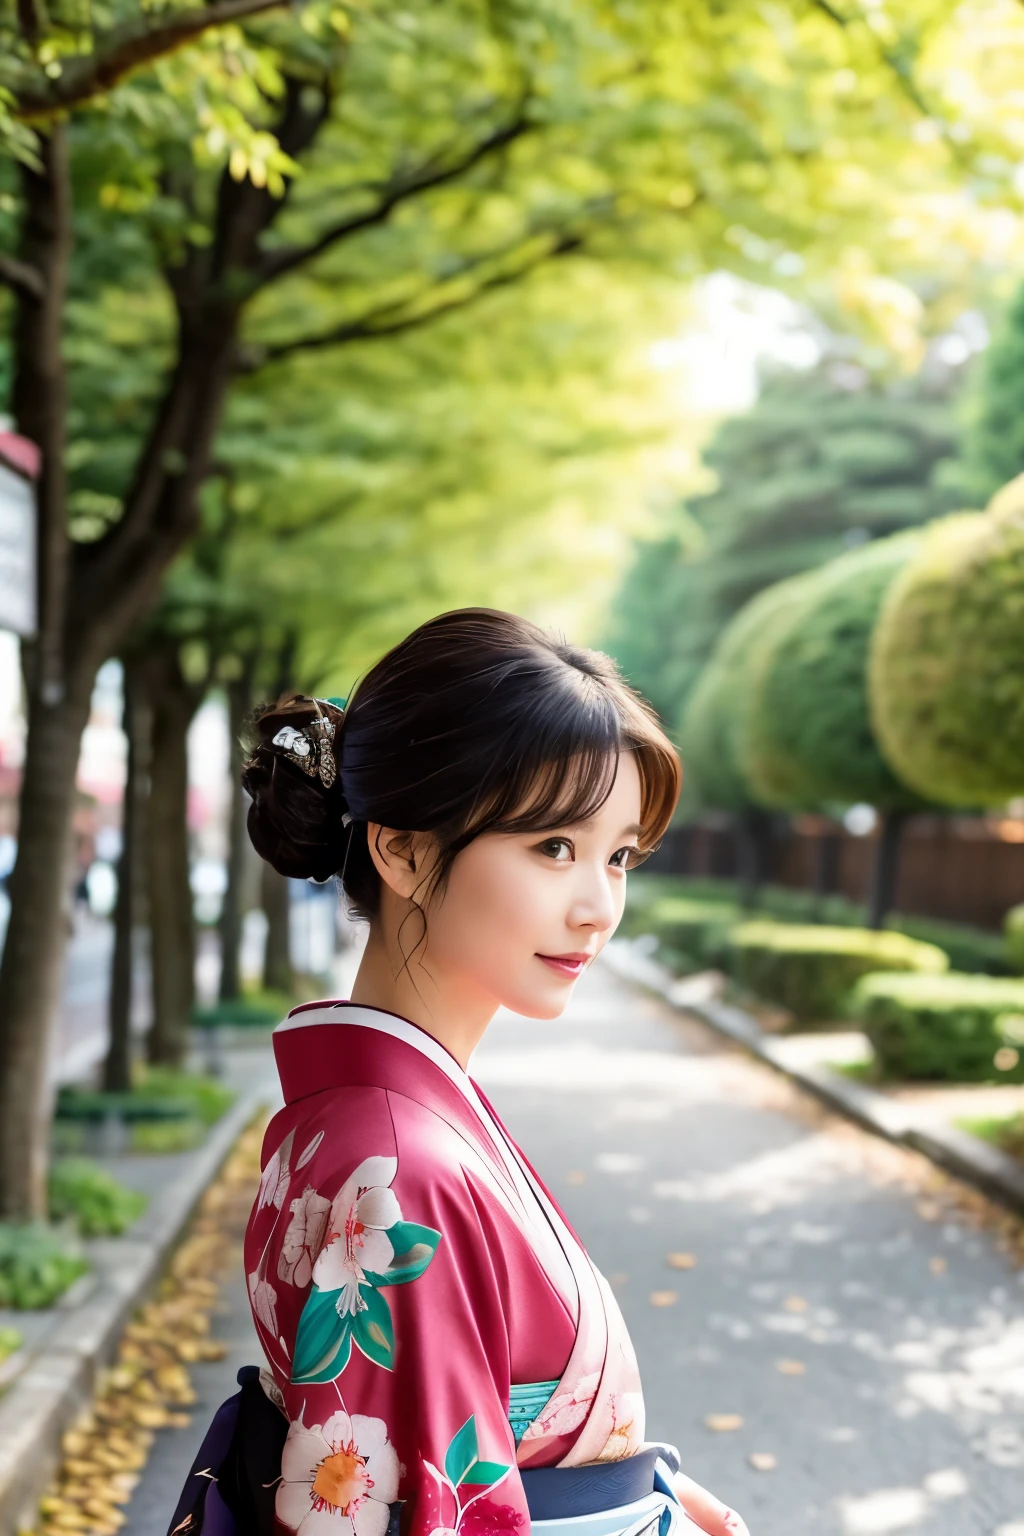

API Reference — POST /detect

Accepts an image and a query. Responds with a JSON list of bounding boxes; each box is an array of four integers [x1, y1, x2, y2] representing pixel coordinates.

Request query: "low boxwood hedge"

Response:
[[852, 971, 1024, 1082], [728, 921, 948, 1024], [630, 895, 740, 972]]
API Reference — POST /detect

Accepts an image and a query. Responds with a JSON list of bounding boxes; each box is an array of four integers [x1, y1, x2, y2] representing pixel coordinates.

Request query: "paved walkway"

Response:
[[123, 962, 1024, 1536]]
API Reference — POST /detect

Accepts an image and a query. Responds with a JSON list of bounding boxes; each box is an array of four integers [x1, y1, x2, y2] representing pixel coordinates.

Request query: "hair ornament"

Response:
[[270, 698, 338, 789]]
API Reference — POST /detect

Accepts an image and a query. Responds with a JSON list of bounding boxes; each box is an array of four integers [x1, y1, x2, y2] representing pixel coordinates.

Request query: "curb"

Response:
[[0, 1075, 278, 1536], [603, 940, 1024, 1218]]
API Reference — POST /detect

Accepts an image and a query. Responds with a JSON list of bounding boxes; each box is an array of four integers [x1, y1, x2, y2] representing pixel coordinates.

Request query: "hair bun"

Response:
[[242, 694, 348, 882]]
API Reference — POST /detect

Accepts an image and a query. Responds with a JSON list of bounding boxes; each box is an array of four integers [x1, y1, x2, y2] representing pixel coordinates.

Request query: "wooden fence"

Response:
[[649, 814, 1024, 931]]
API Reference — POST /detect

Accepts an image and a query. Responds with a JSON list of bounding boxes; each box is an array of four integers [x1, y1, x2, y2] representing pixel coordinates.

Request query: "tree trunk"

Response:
[[146, 651, 201, 1066], [219, 666, 254, 1003], [103, 659, 152, 1091], [735, 809, 773, 913], [867, 810, 909, 931], [811, 822, 842, 922], [0, 687, 92, 1218], [261, 862, 293, 995]]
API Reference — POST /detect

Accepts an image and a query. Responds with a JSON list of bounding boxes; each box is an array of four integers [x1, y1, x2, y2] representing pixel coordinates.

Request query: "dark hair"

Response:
[[243, 608, 681, 927]]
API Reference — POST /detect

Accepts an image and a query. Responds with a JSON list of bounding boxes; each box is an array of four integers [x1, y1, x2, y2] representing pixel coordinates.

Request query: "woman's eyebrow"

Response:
[[572, 818, 644, 837]]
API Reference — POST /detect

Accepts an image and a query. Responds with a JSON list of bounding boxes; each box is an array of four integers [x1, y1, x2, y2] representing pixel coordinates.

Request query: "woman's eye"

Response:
[[538, 838, 573, 861]]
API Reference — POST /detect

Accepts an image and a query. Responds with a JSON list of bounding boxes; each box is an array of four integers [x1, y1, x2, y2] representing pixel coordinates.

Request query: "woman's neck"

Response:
[[348, 922, 495, 1069]]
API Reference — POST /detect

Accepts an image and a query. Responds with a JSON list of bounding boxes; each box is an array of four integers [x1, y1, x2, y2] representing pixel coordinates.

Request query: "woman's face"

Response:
[[419, 751, 644, 1021]]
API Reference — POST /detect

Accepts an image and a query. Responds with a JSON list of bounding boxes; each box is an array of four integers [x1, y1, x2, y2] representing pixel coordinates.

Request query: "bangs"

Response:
[[453, 669, 681, 852]]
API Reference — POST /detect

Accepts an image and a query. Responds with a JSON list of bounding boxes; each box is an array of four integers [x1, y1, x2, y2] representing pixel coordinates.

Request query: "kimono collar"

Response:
[[272, 1000, 505, 1163]]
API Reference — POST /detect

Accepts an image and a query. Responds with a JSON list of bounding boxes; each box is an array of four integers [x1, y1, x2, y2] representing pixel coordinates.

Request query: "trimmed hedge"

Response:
[[728, 921, 948, 1023], [1005, 903, 1024, 975], [742, 531, 924, 811], [623, 875, 1007, 975], [870, 500, 1024, 806], [853, 971, 1024, 1082], [680, 573, 818, 814]]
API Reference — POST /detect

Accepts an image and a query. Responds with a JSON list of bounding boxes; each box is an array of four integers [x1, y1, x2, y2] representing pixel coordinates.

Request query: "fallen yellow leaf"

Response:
[[929, 1256, 948, 1275], [566, 1170, 586, 1186], [705, 1414, 744, 1432], [775, 1359, 805, 1375], [666, 1252, 696, 1270], [748, 1452, 777, 1471], [783, 1295, 808, 1313], [649, 1290, 678, 1307]]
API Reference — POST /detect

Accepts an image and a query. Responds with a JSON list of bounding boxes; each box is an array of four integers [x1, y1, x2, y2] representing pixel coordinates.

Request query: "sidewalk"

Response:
[[117, 955, 1024, 1536]]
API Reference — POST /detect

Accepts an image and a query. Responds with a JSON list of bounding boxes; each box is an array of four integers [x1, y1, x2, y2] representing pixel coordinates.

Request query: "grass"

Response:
[[0, 1326, 22, 1364], [954, 1111, 1024, 1159]]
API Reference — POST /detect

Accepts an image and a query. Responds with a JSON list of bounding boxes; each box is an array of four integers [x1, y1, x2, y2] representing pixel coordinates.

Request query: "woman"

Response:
[[168, 609, 750, 1536]]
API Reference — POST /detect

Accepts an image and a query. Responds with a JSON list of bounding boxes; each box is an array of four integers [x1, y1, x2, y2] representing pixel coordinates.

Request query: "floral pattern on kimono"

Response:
[[244, 1003, 647, 1536]]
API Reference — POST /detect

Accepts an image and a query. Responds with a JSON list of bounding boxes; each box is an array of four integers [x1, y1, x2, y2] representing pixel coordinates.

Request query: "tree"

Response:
[[680, 573, 817, 906], [962, 282, 1024, 502], [0, 0, 1013, 1218], [740, 531, 928, 926], [604, 359, 964, 724], [869, 485, 1024, 808]]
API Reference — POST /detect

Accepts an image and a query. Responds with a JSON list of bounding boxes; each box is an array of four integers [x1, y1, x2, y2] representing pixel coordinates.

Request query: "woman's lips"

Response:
[[536, 952, 592, 978]]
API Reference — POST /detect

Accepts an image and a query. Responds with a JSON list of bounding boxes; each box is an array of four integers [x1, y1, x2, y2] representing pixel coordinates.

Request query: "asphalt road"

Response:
[[123, 960, 1024, 1536]]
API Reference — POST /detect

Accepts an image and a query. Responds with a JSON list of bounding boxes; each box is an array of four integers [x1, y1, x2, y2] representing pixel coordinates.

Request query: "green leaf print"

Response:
[[290, 1287, 354, 1385], [444, 1415, 510, 1489], [363, 1220, 441, 1287], [353, 1282, 395, 1369]]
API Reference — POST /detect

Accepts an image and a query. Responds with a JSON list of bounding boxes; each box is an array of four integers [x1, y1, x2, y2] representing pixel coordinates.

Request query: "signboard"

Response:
[[0, 431, 38, 639]]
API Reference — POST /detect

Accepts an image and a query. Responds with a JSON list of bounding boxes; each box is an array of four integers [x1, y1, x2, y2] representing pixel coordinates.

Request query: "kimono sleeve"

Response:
[[252, 1093, 531, 1536]]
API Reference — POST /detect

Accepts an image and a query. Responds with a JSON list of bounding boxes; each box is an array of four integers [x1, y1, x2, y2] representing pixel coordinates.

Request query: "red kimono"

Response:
[[244, 1002, 646, 1536]]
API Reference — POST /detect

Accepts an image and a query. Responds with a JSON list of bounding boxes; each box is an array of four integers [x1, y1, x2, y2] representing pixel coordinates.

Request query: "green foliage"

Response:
[[869, 495, 1024, 806], [680, 572, 816, 813], [728, 921, 948, 1024], [0, 1225, 87, 1309], [0, 1326, 22, 1364], [625, 873, 1008, 973], [606, 363, 962, 727], [191, 992, 290, 1028], [54, 1069, 235, 1154], [962, 283, 1024, 502], [620, 895, 740, 973], [741, 531, 925, 811], [47, 1160, 147, 1237], [138, 1068, 236, 1127], [853, 972, 1024, 1082], [1005, 903, 1024, 975]]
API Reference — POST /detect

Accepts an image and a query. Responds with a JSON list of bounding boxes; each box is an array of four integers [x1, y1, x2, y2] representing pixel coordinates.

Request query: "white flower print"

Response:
[[248, 1272, 280, 1336], [312, 1156, 401, 1317], [258, 1129, 295, 1211], [276, 1409, 399, 1536], [297, 1130, 325, 1171], [279, 1185, 333, 1289]]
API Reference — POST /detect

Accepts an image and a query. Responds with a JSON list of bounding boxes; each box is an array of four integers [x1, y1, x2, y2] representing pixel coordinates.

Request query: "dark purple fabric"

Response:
[[165, 1389, 241, 1536]]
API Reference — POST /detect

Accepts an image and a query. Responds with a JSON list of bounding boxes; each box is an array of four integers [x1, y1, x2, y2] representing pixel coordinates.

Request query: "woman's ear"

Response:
[[366, 824, 435, 900]]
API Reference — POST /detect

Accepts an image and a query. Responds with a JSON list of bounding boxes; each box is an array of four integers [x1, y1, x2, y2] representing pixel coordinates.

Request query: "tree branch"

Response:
[[13, 0, 292, 121], [0, 252, 45, 300], [255, 107, 533, 287], [239, 228, 586, 372]]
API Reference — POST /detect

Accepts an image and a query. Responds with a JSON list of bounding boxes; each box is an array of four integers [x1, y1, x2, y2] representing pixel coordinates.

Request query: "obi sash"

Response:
[[166, 1369, 683, 1536]]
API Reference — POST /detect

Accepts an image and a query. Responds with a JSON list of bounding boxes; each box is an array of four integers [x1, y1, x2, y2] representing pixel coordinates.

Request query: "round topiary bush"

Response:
[[680, 573, 817, 813], [741, 531, 924, 810], [728, 920, 948, 1024], [852, 970, 1024, 1082], [869, 496, 1024, 806]]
